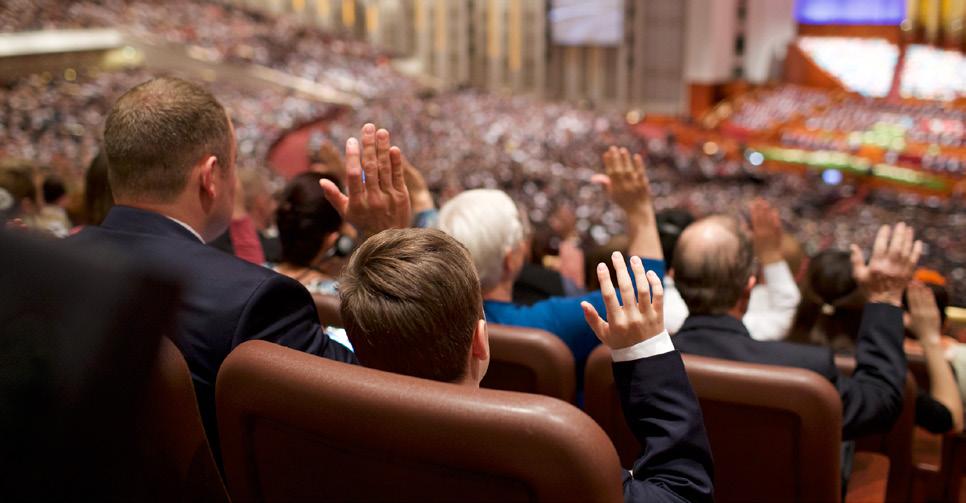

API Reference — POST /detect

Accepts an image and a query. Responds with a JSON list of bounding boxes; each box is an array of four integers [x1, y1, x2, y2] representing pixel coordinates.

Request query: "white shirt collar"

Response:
[[165, 216, 205, 243]]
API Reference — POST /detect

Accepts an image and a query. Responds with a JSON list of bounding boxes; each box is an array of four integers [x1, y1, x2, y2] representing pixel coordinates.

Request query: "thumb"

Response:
[[591, 174, 612, 192], [320, 179, 349, 218], [581, 301, 609, 343]]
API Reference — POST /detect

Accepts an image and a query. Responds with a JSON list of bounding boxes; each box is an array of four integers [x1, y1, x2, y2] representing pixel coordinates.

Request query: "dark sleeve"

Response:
[[835, 303, 906, 440], [614, 351, 714, 503], [232, 274, 357, 364], [916, 389, 954, 434]]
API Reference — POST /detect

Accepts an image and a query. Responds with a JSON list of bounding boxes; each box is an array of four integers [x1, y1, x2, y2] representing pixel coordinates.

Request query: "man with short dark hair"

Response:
[[341, 227, 714, 502], [672, 217, 918, 440], [68, 77, 410, 458]]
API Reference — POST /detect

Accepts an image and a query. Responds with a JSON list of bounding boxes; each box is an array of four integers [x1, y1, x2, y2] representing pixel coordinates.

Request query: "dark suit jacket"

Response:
[[673, 303, 906, 440], [67, 206, 356, 456], [616, 351, 715, 502]]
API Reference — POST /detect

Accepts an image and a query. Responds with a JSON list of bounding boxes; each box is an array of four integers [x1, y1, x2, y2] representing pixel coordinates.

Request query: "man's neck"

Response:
[[118, 200, 207, 242], [483, 280, 514, 303]]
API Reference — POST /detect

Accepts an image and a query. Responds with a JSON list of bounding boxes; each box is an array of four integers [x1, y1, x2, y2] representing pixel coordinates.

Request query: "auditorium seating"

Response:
[[310, 295, 577, 402], [138, 336, 230, 502], [313, 294, 343, 327], [216, 340, 623, 503], [585, 345, 844, 502], [480, 324, 576, 403], [835, 355, 917, 503]]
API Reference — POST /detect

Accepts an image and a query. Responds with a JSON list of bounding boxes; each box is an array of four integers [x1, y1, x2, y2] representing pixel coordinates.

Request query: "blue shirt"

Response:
[[484, 257, 666, 366]]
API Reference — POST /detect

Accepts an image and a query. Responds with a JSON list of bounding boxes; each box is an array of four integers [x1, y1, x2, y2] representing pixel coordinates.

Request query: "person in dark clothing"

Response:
[[672, 218, 919, 441], [340, 228, 714, 503], [789, 250, 962, 434], [67, 77, 411, 460]]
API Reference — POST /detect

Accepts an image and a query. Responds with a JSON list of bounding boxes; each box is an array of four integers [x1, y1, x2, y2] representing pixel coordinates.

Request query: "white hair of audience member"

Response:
[[438, 189, 525, 292]]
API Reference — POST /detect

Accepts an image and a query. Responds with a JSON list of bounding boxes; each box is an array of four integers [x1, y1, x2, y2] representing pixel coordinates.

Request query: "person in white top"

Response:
[[664, 198, 802, 341]]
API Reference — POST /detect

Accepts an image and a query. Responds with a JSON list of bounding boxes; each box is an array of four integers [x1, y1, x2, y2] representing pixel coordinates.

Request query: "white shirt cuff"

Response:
[[610, 331, 674, 362]]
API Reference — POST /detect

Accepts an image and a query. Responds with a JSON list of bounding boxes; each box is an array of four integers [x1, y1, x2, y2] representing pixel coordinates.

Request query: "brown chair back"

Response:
[[835, 355, 916, 503], [138, 337, 229, 502], [313, 294, 342, 327], [585, 345, 843, 503], [480, 324, 576, 402], [217, 340, 623, 503]]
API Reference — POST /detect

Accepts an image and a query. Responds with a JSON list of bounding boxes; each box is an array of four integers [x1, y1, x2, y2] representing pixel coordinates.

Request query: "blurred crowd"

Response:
[[0, 68, 330, 178], [0, 0, 962, 305], [0, 0, 417, 98]]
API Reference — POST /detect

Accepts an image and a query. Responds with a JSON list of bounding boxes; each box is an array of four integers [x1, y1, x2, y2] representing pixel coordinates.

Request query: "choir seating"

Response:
[[216, 340, 623, 503]]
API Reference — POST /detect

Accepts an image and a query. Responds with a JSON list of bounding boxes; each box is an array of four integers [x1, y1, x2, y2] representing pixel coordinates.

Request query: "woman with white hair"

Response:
[[437, 147, 665, 366]]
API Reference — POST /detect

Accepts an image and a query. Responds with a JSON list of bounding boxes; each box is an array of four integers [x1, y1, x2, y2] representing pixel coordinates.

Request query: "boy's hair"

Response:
[[340, 228, 484, 383]]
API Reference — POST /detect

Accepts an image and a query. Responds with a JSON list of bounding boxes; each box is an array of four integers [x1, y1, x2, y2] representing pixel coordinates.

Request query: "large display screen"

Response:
[[795, 0, 905, 25], [549, 0, 624, 46]]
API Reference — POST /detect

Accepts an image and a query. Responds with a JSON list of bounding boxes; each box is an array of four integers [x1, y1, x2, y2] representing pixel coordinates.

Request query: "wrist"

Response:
[[757, 249, 784, 265], [868, 292, 902, 307]]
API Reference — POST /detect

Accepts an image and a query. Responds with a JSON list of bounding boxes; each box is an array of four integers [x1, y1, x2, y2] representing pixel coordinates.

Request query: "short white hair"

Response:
[[437, 189, 525, 292]]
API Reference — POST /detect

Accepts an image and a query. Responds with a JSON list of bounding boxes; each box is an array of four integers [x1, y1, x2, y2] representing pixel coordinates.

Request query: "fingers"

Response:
[[907, 282, 925, 313], [597, 262, 623, 324], [871, 224, 890, 260], [888, 222, 907, 260], [375, 128, 393, 192], [319, 179, 349, 217], [631, 256, 650, 308], [581, 301, 609, 342], [603, 146, 618, 176], [390, 146, 407, 193], [360, 123, 378, 189], [344, 137, 364, 197], [611, 252, 636, 313], [632, 153, 646, 178], [646, 270, 664, 317], [910, 240, 923, 267], [618, 147, 632, 176]]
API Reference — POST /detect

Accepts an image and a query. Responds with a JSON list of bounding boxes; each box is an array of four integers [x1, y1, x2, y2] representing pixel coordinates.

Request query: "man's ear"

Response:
[[471, 318, 489, 362], [667, 267, 675, 279], [199, 155, 219, 198], [747, 274, 757, 293]]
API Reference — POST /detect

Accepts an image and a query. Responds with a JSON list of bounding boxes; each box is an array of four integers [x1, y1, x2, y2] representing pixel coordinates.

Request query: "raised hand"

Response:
[[320, 123, 411, 238], [592, 146, 661, 259], [907, 282, 942, 345], [592, 146, 653, 215], [850, 222, 922, 307], [749, 198, 783, 265], [401, 153, 434, 214], [581, 251, 665, 350]]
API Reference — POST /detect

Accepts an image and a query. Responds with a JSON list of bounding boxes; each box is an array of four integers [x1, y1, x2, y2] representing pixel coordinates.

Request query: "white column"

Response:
[[744, 0, 795, 83], [532, 0, 547, 97], [683, 0, 737, 84]]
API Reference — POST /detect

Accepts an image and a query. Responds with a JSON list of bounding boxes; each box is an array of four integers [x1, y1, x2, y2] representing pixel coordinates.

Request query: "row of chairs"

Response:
[[316, 294, 926, 502], [136, 294, 944, 502]]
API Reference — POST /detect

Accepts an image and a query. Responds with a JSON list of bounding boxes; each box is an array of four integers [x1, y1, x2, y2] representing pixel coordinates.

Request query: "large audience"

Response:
[[3, 3, 966, 500]]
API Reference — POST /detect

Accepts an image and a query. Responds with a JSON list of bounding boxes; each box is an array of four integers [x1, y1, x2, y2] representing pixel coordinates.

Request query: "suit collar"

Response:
[[678, 314, 752, 338], [101, 206, 203, 243]]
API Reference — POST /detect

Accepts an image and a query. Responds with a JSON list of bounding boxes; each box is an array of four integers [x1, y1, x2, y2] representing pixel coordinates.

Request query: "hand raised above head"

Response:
[[592, 146, 653, 216], [907, 282, 942, 345], [749, 198, 783, 265], [581, 252, 665, 350], [320, 123, 411, 239], [850, 222, 922, 307]]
